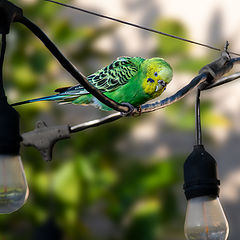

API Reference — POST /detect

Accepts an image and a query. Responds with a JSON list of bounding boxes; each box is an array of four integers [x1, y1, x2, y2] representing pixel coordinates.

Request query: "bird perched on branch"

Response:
[[12, 56, 173, 111]]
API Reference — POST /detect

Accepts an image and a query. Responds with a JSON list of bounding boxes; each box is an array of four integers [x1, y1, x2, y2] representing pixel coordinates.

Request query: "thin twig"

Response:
[[44, 0, 240, 57]]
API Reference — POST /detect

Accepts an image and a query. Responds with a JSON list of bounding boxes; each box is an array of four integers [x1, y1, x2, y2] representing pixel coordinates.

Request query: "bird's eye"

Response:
[[154, 72, 158, 77], [147, 78, 155, 83]]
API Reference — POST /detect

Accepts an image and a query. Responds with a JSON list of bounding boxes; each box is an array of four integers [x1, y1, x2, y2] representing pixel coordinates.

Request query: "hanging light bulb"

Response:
[[0, 155, 29, 213], [183, 145, 229, 240], [0, 95, 29, 213], [184, 195, 228, 240]]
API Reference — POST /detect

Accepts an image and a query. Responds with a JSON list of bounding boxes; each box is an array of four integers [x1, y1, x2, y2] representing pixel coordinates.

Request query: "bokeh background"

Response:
[[2, 0, 240, 239]]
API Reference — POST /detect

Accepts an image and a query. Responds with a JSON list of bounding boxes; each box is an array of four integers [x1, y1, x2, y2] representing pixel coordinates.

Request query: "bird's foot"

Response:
[[120, 102, 135, 116]]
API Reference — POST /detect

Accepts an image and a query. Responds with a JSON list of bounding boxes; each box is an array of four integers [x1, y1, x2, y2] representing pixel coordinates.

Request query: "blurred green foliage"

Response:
[[0, 1, 229, 240]]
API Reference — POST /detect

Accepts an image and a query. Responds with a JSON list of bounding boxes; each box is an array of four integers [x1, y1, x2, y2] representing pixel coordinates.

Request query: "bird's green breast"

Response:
[[104, 74, 149, 107]]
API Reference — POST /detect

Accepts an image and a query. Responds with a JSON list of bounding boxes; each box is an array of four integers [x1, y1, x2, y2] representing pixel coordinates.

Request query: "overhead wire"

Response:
[[44, 0, 240, 57]]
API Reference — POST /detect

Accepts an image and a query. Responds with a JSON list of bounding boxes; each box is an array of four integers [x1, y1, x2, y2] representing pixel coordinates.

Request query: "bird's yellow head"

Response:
[[141, 57, 173, 98]]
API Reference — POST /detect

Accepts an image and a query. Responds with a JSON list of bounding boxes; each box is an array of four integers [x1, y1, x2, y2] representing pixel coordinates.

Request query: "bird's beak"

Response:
[[155, 80, 166, 92]]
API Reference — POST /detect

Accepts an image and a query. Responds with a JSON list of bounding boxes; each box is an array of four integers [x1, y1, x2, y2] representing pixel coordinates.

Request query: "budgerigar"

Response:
[[12, 56, 173, 111]]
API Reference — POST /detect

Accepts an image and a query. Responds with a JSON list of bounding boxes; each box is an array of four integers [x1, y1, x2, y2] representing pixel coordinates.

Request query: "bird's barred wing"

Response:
[[57, 57, 143, 95], [88, 56, 141, 91]]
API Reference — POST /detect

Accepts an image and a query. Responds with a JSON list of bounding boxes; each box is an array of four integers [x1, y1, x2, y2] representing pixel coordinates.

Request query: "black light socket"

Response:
[[0, 96, 21, 155], [183, 144, 220, 200], [0, 0, 23, 34]]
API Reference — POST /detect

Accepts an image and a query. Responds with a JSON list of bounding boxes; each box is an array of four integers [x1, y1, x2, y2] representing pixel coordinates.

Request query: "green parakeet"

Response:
[[12, 56, 173, 111]]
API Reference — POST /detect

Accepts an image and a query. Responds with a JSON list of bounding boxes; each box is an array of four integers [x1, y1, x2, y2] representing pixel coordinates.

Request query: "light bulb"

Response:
[[0, 154, 29, 214], [184, 195, 229, 240]]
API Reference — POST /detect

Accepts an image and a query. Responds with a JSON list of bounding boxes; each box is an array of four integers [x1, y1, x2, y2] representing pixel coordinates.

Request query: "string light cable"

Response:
[[0, 0, 240, 161]]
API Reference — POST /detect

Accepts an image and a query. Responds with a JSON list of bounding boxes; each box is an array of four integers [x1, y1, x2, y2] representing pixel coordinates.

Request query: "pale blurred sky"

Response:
[[74, 0, 240, 56]]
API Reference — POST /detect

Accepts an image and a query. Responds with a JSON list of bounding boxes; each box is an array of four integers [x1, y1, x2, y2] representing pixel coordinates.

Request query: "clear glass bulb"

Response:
[[0, 155, 29, 214], [184, 196, 229, 240]]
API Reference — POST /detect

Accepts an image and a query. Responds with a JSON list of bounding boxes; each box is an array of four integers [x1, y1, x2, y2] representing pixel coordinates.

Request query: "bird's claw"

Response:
[[136, 106, 142, 115], [120, 102, 135, 116], [120, 103, 142, 116]]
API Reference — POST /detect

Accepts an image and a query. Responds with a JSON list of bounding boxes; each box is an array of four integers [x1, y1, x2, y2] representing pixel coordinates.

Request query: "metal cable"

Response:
[[45, 0, 240, 57]]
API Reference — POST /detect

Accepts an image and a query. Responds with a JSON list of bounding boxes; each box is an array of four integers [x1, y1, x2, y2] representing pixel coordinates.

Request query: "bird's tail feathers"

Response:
[[11, 94, 64, 107]]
